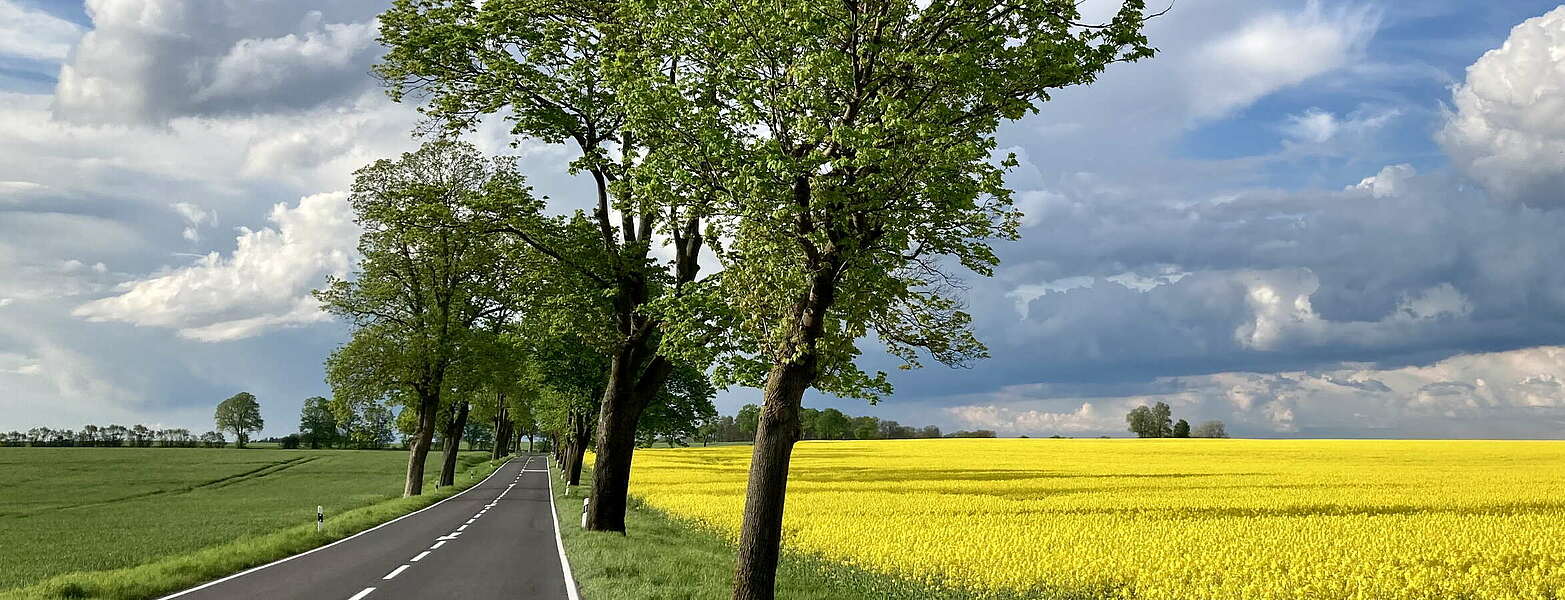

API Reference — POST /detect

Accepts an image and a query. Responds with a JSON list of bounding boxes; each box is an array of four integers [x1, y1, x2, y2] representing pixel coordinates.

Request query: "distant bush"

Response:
[[945, 430, 997, 438], [1192, 421, 1228, 438]]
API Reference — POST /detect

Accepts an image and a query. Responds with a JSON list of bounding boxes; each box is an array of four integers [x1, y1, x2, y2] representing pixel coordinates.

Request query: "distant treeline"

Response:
[[700, 405, 997, 444], [0, 426, 228, 448]]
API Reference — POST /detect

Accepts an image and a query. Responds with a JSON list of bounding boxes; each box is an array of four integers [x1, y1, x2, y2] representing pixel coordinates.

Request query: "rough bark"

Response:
[[403, 391, 440, 497], [491, 399, 511, 461], [438, 401, 469, 487], [731, 360, 815, 600], [733, 254, 837, 600], [584, 348, 674, 531], [565, 407, 592, 486]]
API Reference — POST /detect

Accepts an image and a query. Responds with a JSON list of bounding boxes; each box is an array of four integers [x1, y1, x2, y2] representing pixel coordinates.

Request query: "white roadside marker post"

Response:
[[317, 505, 324, 533], [580, 497, 589, 528]]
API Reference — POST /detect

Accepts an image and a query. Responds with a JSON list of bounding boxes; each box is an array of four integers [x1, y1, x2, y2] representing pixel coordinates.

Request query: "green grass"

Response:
[[551, 461, 1024, 600], [0, 447, 500, 599]]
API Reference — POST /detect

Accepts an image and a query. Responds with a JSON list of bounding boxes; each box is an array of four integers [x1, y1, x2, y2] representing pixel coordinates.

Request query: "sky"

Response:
[[2, 0, 1565, 439]]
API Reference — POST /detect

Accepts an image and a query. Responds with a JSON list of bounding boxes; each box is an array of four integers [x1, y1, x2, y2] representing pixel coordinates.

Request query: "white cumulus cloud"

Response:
[[1439, 5, 1565, 209], [73, 192, 359, 341]]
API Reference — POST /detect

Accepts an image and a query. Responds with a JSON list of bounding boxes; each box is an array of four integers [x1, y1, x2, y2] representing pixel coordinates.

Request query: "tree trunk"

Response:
[[565, 407, 593, 486], [439, 401, 469, 487], [733, 252, 836, 600], [584, 349, 672, 531], [731, 360, 814, 600], [491, 399, 510, 461], [403, 392, 440, 497]]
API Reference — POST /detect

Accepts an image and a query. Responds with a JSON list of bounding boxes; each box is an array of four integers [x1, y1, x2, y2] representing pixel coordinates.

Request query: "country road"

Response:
[[158, 455, 576, 600]]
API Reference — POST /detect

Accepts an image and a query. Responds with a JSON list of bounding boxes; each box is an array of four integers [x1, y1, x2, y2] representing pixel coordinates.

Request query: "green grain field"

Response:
[[0, 447, 487, 593]]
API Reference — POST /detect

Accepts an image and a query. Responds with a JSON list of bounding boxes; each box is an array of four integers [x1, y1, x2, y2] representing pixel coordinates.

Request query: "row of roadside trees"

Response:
[[307, 1, 1161, 598]]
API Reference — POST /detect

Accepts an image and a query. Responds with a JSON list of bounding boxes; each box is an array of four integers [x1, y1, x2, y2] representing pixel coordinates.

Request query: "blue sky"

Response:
[[2, 0, 1565, 439]]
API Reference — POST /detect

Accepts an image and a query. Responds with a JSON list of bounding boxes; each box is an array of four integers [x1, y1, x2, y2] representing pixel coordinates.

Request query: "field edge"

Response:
[[549, 457, 1084, 600], [0, 454, 509, 600]]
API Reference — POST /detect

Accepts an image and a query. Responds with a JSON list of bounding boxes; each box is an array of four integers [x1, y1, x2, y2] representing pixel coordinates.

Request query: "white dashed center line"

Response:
[[347, 587, 375, 600], [383, 565, 410, 580], [411, 551, 431, 562]]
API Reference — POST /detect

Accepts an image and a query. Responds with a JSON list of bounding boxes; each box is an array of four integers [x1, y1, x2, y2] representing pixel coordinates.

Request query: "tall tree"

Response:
[[376, 0, 713, 531], [1173, 419, 1190, 438], [1126, 405, 1155, 438], [299, 396, 338, 449], [318, 142, 525, 496], [438, 400, 470, 487], [1151, 401, 1174, 438], [214, 392, 264, 448], [629, 1, 1154, 596]]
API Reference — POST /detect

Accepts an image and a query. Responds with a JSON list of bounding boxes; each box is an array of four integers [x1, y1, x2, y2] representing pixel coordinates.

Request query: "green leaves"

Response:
[[318, 141, 540, 413], [214, 392, 264, 446], [623, 0, 1155, 400]]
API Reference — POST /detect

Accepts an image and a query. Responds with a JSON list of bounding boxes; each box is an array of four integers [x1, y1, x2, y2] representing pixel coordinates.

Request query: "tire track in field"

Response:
[[0, 456, 321, 518]]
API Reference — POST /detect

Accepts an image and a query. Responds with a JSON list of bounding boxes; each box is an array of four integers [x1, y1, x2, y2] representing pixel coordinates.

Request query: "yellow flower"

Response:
[[623, 439, 1565, 599]]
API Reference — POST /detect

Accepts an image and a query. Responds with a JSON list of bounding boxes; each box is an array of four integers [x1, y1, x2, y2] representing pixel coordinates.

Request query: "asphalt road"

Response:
[[160, 455, 575, 600]]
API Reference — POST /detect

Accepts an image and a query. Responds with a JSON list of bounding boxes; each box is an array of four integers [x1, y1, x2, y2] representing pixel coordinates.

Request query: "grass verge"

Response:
[[0, 454, 508, 600], [549, 460, 1057, 600]]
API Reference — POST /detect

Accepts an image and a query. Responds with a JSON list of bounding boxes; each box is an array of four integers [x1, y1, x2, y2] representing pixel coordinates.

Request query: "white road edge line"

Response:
[[347, 587, 375, 600], [382, 565, 410, 580], [545, 455, 582, 600], [154, 457, 516, 600], [411, 551, 431, 562]]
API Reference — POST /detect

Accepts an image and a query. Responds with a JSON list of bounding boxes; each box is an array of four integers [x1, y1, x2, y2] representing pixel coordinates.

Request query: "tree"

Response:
[[318, 142, 523, 496], [437, 400, 470, 487], [947, 430, 998, 439], [376, 0, 714, 533], [919, 425, 943, 439], [815, 409, 851, 441], [850, 417, 882, 441], [736, 404, 761, 439], [638, 364, 719, 447], [1151, 402, 1173, 438], [1173, 419, 1190, 438], [798, 408, 822, 440], [214, 392, 264, 448], [463, 416, 495, 452], [1126, 403, 1174, 438], [299, 396, 338, 449], [103, 424, 128, 447], [200, 431, 226, 448], [628, 2, 1155, 595], [130, 424, 154, 447], [1192, 420, 1228, 438]]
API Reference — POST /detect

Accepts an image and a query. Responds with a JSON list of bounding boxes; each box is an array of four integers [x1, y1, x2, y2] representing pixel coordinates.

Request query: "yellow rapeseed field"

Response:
[[626, 439, 1565, 599]]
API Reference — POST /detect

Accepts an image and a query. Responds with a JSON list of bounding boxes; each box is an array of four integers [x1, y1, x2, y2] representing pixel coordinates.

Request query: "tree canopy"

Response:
[[319, 140, 536, 496], [214, 392, 263, 448]]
